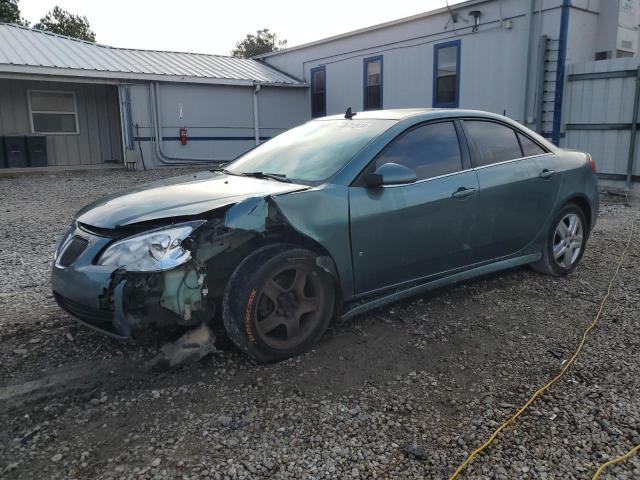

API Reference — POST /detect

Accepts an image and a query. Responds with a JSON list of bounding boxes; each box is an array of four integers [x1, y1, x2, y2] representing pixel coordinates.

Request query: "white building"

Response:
[[258, 0, 640, 147], [0, 23, 307, 170], [2, 0, 640, 181]]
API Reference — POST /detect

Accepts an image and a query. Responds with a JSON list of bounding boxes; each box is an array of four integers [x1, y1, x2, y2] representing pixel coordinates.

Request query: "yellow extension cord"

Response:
[[592, 444, 640, 479], [448, 219, 638, 480]]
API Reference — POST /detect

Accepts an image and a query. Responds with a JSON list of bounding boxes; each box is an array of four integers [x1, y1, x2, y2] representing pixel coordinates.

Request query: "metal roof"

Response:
[[0, 23, 305, 87]]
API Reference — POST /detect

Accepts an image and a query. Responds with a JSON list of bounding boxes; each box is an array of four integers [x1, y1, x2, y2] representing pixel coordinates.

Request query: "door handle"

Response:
[[539, 169, 555, 179], [451, 187, 476, 199]]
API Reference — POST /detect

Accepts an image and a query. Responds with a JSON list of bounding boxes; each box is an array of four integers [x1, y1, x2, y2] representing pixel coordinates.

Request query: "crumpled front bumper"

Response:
[[52, 226, 133, 339], [52, 204, 272, 340]]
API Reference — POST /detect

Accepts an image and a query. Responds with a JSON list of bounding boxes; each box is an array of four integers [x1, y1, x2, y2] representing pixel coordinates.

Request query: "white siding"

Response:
[[128, 82, 308, 167], [261, 0, 603, 134], [0, 78, 122, 166]]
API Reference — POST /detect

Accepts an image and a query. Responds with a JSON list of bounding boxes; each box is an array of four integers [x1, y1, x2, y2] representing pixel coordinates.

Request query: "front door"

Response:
[[349, 121, 479, 295]]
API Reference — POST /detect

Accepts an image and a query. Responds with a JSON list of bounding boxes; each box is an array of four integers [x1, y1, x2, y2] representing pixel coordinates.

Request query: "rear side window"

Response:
[[375, 121, 462, 180], [465, 121, 522, 167], [517, 132, 547, 157]]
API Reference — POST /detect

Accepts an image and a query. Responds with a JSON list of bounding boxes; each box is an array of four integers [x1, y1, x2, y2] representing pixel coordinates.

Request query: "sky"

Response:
[[18, 0, 467, 55]]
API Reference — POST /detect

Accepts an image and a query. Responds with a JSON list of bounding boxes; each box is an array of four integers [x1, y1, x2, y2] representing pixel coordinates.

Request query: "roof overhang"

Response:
[[0, 64, 308, 87]]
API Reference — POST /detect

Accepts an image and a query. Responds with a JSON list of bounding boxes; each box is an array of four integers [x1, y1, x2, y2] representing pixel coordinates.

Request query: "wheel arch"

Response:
[[563, 194, 593, 232], [202, 224, 344, 313]]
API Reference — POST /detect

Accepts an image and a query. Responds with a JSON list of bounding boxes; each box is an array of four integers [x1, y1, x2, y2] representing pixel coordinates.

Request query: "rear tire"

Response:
[[531, 203, 588, 276], [222, 244, 335, 363]]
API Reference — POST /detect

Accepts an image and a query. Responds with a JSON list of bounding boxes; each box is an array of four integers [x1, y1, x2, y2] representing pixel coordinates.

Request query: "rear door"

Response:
[[463, 120, 560, 262], [516, 132, 562, 212], [348, 120, 480, 294]]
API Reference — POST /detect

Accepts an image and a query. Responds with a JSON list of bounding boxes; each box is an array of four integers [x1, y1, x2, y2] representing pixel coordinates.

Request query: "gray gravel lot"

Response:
[[0, 169, 639, 479]]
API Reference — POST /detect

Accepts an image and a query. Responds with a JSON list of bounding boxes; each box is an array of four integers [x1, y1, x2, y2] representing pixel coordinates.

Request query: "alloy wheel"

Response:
[[553, 213, 584, 268], [255, 266, 324, 350]]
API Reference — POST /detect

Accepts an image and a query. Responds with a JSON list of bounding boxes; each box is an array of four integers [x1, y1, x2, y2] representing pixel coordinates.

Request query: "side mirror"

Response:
[[364, 162, 418, 187]]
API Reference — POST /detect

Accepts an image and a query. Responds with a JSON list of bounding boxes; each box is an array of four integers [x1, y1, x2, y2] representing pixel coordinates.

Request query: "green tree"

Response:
[[0, 0, 29, 26], [34, 6, 95, 42], [231, 28, 287, 58]]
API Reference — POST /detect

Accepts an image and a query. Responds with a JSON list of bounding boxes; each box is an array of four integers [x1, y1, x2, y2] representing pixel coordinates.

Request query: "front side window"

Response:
[[310, 66, 326, 118], [433, 40, 461, 108], [29, 91, 78, 134], [363, 56, 383, 110], [374, 121, 462, 180], [227, 119, 395, 183], [464, 121, 523, 167]]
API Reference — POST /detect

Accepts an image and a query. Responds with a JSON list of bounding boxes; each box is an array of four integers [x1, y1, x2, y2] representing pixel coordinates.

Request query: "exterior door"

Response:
[[463, 120, 561, 262], [349, 121, 480, 295]]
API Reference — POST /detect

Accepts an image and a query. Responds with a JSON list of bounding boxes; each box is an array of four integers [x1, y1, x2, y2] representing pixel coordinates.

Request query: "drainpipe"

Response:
[[523, 0, 535, 125], [626, 66, 640, 190], [551, 0, 570, 146], [253, 84, 261, 146], [117, 85, 129, 166], [150, 82, 221, 165]]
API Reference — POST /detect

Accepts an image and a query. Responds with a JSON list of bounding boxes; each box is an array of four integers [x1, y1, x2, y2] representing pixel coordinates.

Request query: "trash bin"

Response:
[[26, 136, 47, 167], [0, 137, 6, 168], [4, 136, 28, 168]]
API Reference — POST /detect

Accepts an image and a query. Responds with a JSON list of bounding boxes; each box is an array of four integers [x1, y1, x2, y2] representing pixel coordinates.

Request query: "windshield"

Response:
[[226, 119, 396, 183]]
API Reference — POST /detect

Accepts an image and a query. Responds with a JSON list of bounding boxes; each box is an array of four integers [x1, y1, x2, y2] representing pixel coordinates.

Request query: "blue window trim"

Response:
[[363, 55, 383, 110], [310, 65, 326, 117], [432, 39, 461, 108]]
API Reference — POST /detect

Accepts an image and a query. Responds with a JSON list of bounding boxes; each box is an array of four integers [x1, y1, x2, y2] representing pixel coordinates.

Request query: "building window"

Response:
[[28, 91, 78, 134], [310, 66, 326, 117], [433, 40, 461, 108], [363, 56, 383, 110]]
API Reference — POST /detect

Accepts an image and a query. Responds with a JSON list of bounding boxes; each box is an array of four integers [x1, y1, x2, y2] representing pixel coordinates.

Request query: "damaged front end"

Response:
[[51, 195, 285, 342]]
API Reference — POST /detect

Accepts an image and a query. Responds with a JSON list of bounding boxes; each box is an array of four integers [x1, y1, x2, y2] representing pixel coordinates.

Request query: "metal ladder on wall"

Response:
[[535, 36, 560, 139]]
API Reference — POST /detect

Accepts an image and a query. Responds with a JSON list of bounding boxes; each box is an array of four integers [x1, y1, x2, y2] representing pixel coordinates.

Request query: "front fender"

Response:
[[271, 185, 354, 300]]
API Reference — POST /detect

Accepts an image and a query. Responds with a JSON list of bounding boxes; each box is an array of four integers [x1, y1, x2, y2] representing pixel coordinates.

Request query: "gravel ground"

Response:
[[0, 170, 639, 479]]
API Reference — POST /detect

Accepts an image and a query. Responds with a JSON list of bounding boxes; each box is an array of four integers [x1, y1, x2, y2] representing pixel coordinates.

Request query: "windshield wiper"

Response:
[[210, 167, 246, 177], [243, 172, 292, 183]]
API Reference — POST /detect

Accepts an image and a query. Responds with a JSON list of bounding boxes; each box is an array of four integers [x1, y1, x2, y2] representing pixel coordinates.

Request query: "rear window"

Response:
[[518, 132, 547, 157], [465, 121, 522, 167]]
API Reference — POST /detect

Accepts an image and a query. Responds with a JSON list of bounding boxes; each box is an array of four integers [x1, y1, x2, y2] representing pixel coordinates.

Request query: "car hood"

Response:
[[75, 171, 309, 229]]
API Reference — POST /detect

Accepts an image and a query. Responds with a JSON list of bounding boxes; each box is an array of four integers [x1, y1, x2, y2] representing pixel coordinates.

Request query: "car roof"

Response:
[[314, 108, 558, 153], [317, 109, 437, 120], [317, 108, 516, 122]]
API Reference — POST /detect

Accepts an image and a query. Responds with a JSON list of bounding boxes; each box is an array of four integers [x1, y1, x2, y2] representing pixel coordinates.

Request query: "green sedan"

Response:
[[52, 109, 599, 363]]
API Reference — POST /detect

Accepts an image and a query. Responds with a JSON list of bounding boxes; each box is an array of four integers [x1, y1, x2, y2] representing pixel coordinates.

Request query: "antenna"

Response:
[[345, 107, 357, 119], [444, 0, 468, 30], [445, 0, 459, 25]]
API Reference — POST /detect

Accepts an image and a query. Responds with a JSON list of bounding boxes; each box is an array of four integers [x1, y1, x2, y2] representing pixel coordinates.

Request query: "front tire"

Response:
[[532, 203, 588, 276], [222, 244, 335, 363]]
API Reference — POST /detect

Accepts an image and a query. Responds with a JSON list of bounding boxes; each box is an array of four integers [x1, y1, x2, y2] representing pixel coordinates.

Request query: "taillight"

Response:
[[587, 154, 596, 172]]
